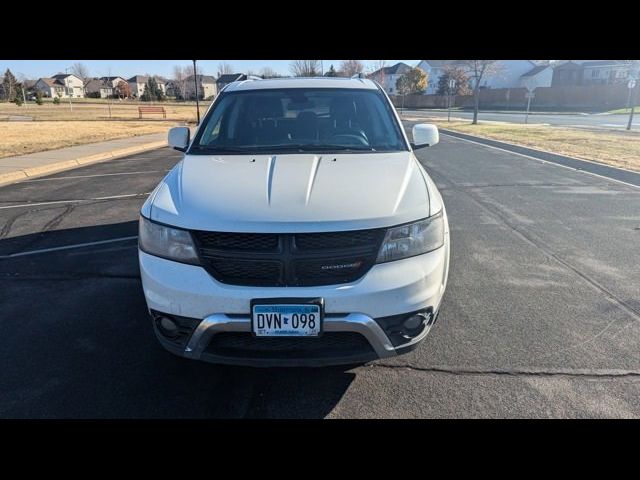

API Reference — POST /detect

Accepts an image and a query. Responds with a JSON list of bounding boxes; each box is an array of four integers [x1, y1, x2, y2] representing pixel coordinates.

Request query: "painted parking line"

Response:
[[0, 192, 151, 210], [0, 236, 139, 259], [22, 170, 171, 182]]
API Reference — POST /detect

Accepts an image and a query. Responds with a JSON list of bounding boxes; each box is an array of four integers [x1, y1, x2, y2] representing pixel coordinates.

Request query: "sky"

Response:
[[0, 60, 419, 80]]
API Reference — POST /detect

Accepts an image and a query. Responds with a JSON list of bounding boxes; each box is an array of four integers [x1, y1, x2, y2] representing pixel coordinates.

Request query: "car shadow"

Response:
[[0, 221, 356, 419]]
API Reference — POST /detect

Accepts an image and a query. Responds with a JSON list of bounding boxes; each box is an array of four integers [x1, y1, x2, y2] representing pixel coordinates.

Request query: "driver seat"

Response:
[[329, 99, 366, 139]]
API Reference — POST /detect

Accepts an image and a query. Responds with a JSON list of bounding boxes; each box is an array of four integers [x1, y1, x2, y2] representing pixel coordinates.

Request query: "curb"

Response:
[[0, 139, 167, 187]]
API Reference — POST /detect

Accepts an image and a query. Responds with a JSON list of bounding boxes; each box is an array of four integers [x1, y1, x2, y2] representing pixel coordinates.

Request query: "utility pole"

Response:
[[448, 78, 456, 122], [193, 60, 200, 125], [627, 63, 639, 131]]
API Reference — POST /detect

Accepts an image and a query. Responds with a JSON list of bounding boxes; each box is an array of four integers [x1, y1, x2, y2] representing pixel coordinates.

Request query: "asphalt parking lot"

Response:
[[1, 127, 640, 418]]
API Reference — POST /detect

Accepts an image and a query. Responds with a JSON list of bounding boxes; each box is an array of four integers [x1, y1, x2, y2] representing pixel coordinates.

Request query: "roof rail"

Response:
[[245, 75, 263, 81], [351, 73, 366, 79]]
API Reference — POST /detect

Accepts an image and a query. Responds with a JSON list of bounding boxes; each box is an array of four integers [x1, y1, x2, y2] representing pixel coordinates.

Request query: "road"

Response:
[[1, 132, 639, 418], [401, 109, 640, 130]]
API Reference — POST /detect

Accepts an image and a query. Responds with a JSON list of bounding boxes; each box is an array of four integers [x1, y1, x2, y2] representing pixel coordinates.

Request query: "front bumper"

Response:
[[140, 226, 449, 366]]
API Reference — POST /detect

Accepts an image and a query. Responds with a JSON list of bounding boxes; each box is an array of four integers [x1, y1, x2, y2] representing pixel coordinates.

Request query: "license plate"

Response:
[[251, 299, 323, 337]]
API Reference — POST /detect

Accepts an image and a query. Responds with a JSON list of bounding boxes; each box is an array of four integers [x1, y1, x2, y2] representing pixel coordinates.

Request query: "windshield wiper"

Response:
[[245, 144, 376, 152]]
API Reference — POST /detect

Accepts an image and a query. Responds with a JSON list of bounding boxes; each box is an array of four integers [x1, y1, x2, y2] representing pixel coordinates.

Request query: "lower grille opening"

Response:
[[205, 332, 375, 360]]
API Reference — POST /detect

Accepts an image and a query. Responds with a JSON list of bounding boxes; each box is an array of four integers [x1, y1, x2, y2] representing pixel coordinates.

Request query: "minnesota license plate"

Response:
[[251, 299, 323, 337]]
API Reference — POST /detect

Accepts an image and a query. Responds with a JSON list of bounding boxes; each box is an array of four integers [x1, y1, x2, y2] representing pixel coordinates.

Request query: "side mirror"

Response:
[[411, 124, 439, 149], [168, 126, 190, 152]]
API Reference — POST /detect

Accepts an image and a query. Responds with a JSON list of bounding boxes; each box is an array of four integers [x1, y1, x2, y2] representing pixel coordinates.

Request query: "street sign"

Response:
[[629, 79, 637, 89]]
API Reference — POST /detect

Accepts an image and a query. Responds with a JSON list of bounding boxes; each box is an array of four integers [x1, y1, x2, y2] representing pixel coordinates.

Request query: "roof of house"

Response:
[[38, 77, 66, 87], [217, 73, 246, 84], [521, 65, 549, 77], [418, 60, 468, 68], [382, 62, 412, 75], [127, 75, 166, 84], [223, 76, 377, 93], [85, 78, 112, 91], [185, 74, 217, 84], [100, 76, 125, 82]]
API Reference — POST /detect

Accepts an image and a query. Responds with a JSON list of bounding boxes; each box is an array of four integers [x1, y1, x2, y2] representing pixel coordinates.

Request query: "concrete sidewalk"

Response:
[[0, 132, 168, 187]]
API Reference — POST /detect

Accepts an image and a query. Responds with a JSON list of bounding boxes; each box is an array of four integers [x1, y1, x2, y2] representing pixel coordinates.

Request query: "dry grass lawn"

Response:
[[0, 101, 210, 122], [404, 115, 640, 172], [0, 121, 176, 158]]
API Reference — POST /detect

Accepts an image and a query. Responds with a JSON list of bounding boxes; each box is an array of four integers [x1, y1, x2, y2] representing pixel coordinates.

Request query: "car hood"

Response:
[[148, 152, 431, 232]]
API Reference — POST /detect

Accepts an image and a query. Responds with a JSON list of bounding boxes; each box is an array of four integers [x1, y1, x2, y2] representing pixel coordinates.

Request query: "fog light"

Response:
[[403, 313, 427, 331], [158, 316, 178, 336]]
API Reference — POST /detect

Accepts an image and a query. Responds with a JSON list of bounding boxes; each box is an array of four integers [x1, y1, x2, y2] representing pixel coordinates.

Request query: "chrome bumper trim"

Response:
[[184, 313, 398, 360]]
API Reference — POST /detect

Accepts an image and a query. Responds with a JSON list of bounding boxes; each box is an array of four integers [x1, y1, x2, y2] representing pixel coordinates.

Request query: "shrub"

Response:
[[35, 92, 43, 105], [53, 96, 60, 105], [14, 96, 23, 106]]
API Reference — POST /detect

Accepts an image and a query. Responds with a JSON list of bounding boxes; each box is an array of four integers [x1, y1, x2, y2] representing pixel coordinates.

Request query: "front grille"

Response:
[[191, 229, 385, 287], [206, 332, 375, 359]]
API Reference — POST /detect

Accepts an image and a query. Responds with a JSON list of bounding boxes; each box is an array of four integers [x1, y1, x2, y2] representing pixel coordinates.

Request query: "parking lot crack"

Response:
[[370, 363, 640, 379]]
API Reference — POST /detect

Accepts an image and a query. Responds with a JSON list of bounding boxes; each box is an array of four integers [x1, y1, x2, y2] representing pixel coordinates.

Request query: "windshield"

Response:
[[190, 88, 408, 154]]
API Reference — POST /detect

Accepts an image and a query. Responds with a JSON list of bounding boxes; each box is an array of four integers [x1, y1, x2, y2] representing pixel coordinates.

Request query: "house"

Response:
[[367, 62, 412, 95], [581, 61, 631, 85], [552, 60, 632, 87], [35, 73, 84, 98], [127, 75, 167, 98], [184, 74, 218, 100], [52, 73, 84, 97], [216, 73, 247, 92], [416, 60, 540, 93], [519, 64, 553, 89], [415, 60, 469, 94], [84, 78, 113, 98], [34, 78, 67, 98]]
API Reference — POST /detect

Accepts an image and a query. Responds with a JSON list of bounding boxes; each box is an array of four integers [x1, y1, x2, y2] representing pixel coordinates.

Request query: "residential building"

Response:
[[581, 61, 631, 85], [367, 62, 412, 95], [127, 75, 167, 98], [216, 73, 247, 92], [184, 74, 218, 100], [416, 60, 541, 93], [84, 78, 114, 98], [519, 64, 553, 89], [35, 73, 84, 98], [415, 60, 469, 94]]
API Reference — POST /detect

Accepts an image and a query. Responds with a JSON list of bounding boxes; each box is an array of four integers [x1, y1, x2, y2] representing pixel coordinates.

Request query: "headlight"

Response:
[[376, 212, 444, 263], [138, 215, 200, 264]]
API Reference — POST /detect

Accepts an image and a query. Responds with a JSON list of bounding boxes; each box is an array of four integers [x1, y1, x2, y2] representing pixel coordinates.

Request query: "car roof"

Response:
[[223, 77, 379, 92]]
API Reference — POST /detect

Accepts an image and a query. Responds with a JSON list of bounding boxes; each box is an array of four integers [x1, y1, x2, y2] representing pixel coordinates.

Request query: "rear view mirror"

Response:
[[168, 127, 190, 152], [411, 124, 439, 149]]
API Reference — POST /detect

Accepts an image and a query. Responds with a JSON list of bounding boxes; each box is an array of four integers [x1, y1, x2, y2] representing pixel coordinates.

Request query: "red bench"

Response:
[[138, 106, 166, 119]]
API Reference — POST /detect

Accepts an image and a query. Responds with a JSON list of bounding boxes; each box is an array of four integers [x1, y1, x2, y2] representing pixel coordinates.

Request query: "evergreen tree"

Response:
[[2, 69, 18, 102], [141, 77, 166, 101], [326, 65, 338, 77]]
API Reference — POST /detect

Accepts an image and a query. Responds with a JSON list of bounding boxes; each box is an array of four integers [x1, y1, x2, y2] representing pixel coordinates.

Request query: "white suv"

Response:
[[138, 77, 450, 367]]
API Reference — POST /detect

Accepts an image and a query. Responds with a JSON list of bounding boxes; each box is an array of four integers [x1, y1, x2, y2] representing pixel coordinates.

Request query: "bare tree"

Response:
[[71, 62, 90, 85], [259, 67, 280, 78], [367, 60, 387, 85], [340, 60, 365, 77], [184, 64, 196, 77], [217, 62, 234, 78], [459, 60, 500, 124], [289, 60, 321, 77], [173, 65, 187, 99]]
